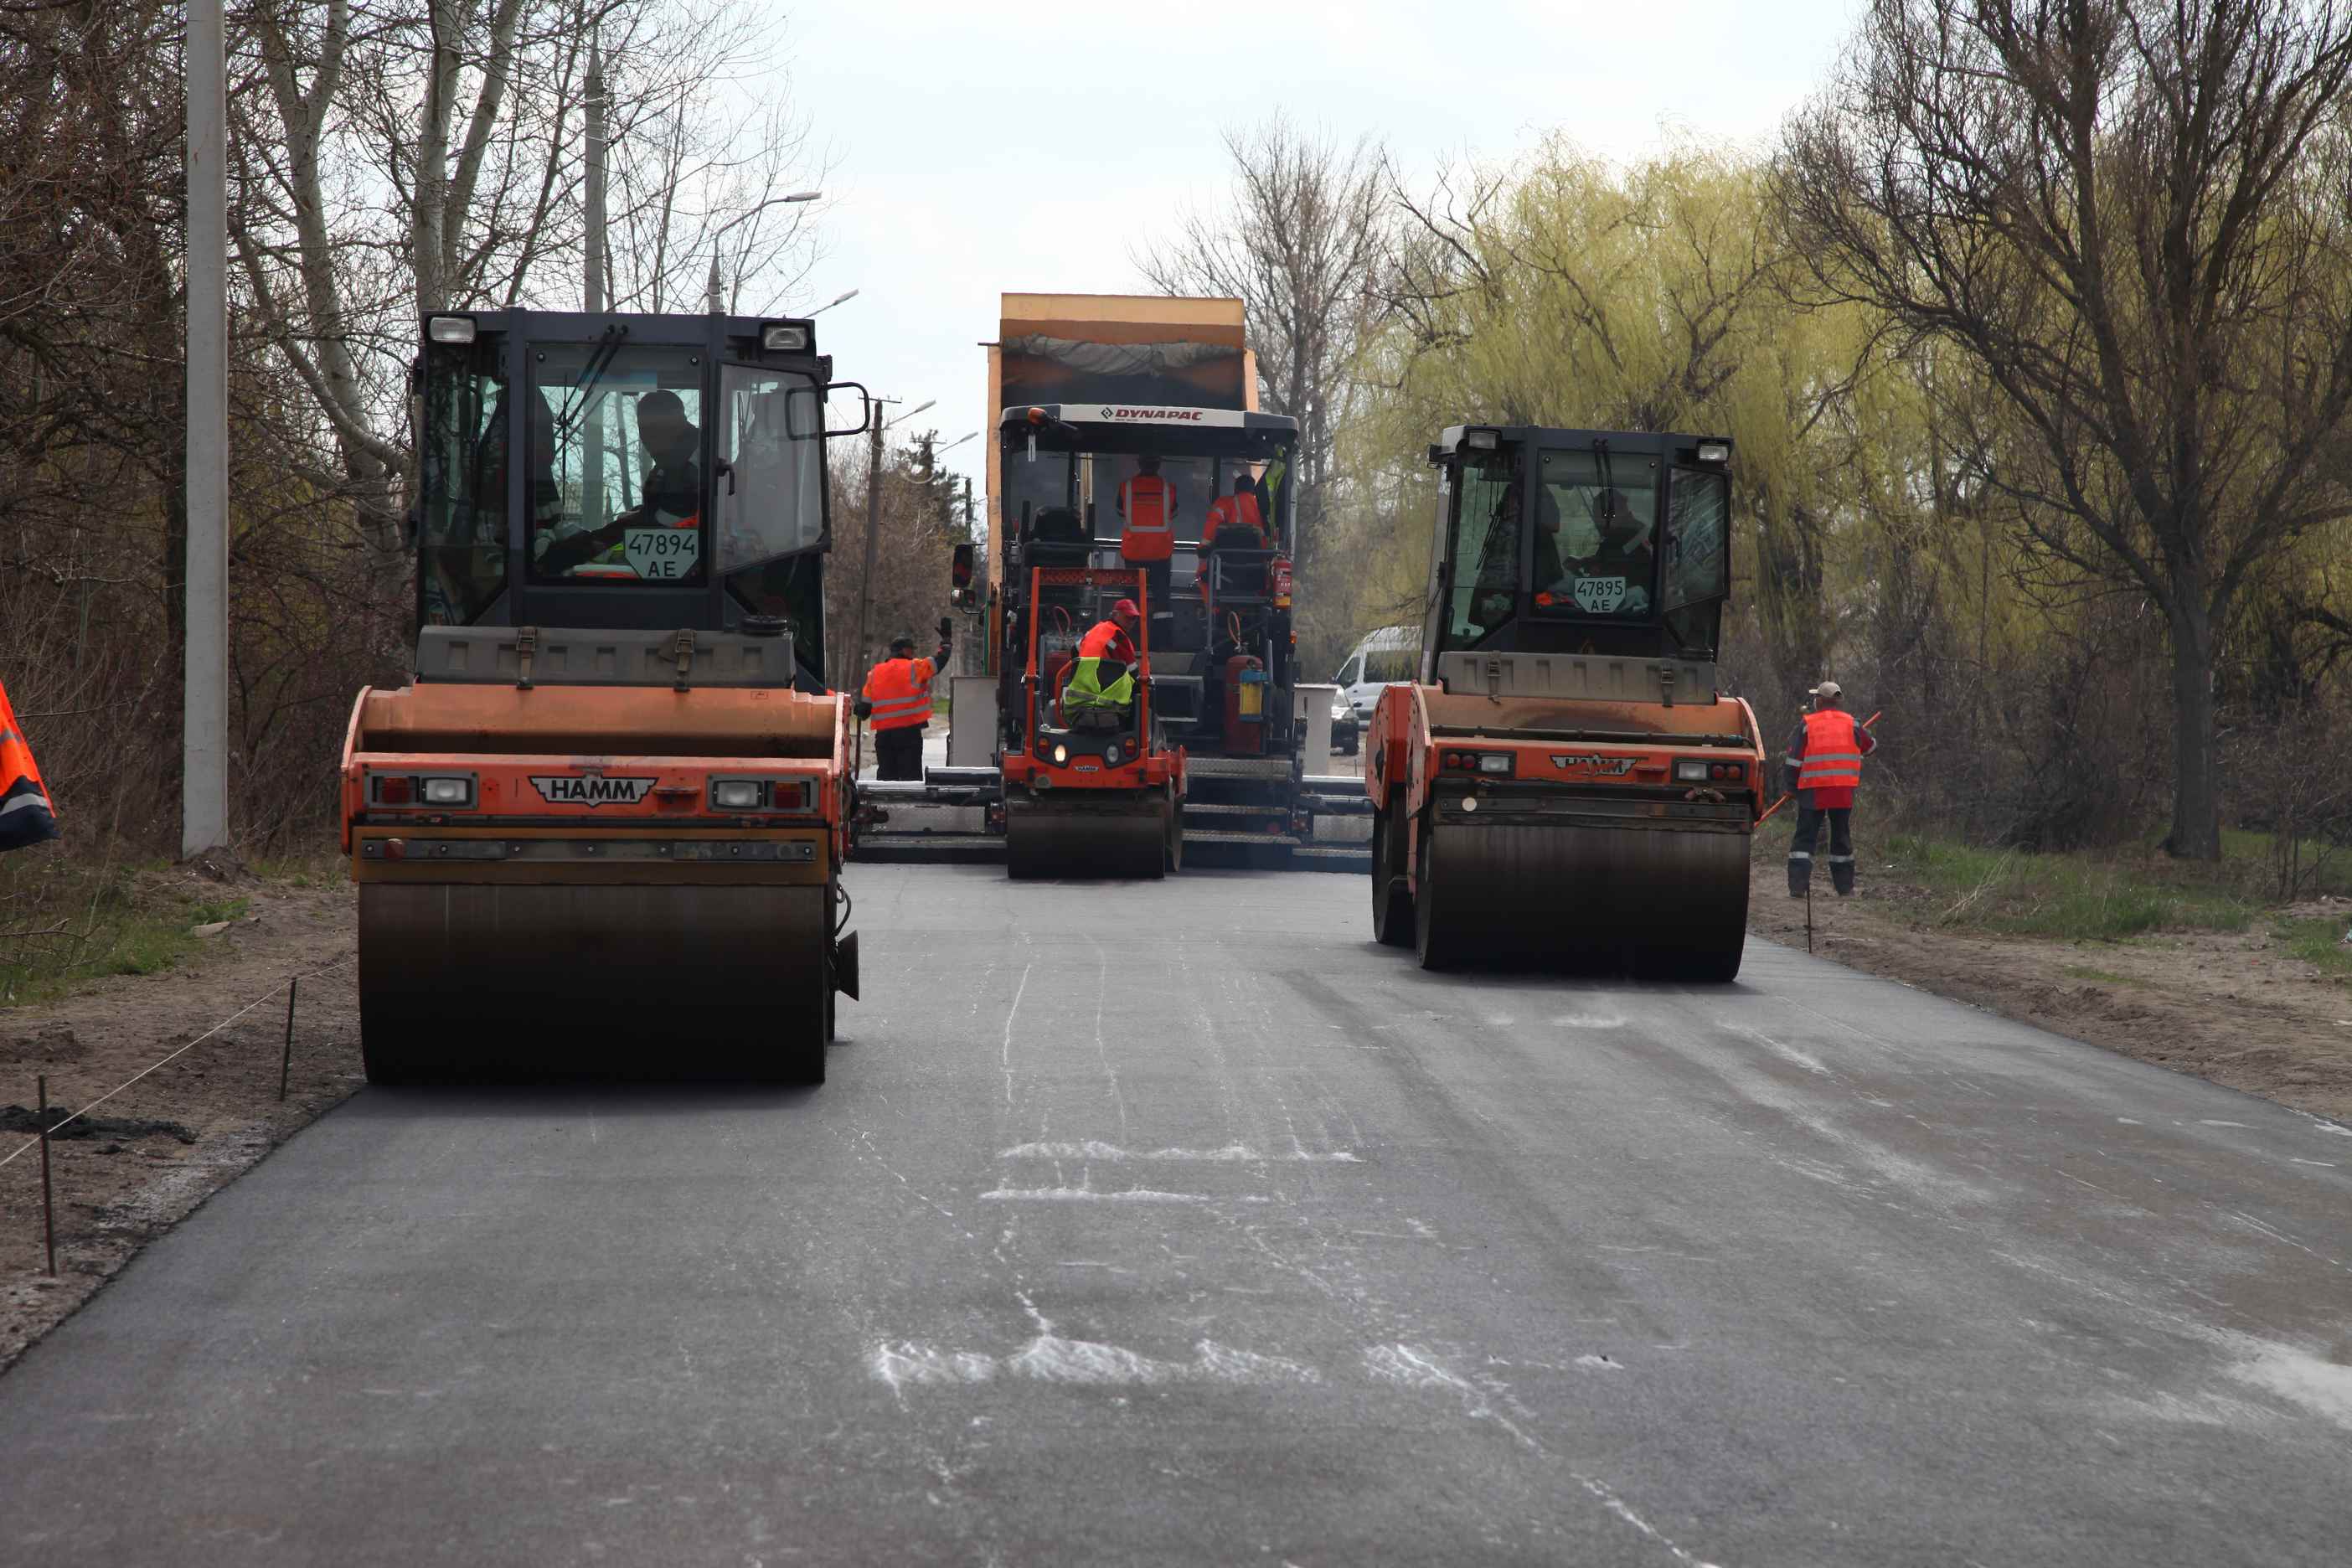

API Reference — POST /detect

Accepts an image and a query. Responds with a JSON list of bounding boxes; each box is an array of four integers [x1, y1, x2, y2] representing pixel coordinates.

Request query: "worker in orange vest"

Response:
[[1785, 679, 1876, 897], [1196, 472, 1266, 598], [0, 676, 60, 851], [1116, 456, 1177, 637], [1116, 456, 1177, 562], [856, 623, 951, 781]]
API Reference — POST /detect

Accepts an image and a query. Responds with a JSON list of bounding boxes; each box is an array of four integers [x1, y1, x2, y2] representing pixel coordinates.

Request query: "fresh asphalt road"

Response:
[[3, 865, 2350, 1566]]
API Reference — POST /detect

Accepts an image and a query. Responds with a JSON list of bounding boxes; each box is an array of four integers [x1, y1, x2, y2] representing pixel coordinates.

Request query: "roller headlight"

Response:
[[1674, 759, 1710, 782], [1103, 742, 1121, 766], [713, 780, 764, 809], [419, 776, 473, 807], [1052, 743, 1069, 766], [1478, 752, 1513, 776]]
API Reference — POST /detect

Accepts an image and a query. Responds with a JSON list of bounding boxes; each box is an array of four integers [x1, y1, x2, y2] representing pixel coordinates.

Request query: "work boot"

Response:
[[1787, 854, 1812, 898], [1829, 857, 1855, 897]]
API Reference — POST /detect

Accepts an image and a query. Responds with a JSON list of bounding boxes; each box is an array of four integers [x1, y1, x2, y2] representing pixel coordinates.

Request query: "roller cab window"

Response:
[[1529, 448, 1661, 621], [415, 333, 510, 627], [527, 344, 709, 584], [1441, 444, 1522, 650], [1661, 462, 1730, 657]]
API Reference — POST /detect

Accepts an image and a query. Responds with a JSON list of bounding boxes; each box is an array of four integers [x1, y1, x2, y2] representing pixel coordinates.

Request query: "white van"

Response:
[[1330, 625, 1420, 751]]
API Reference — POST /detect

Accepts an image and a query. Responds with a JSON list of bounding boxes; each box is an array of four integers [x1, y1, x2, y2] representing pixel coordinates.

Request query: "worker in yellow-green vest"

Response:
[[1063, 599, 1143, 719]]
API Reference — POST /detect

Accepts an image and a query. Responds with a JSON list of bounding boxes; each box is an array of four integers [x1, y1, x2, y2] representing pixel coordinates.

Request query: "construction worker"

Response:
[[1116, 456, 1177, 637], [1116, 456, 1177, 562], [1063, 598, 1143, 720], [0, 676, 60, 851], [1197, 472, 1266, 598], [856, 622, 952, 781], [539, 389, 701, 575], [1785, 679, 1876, 898]]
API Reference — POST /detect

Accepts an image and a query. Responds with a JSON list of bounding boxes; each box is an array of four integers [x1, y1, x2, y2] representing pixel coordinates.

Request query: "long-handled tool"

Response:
[[1756, 710, 1880, 826]]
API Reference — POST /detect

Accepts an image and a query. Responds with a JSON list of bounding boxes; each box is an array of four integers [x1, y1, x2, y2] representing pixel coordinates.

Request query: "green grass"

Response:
[[0, 849, 255, 1007], [1817, 830, 2262, 941], [2274, 916, 2352, 987]]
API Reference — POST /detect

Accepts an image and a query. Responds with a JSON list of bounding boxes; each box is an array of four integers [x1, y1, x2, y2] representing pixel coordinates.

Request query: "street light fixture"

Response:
[[807, 288, 859, 316], [705, 190, 824, 313], [887, 400, 936, 430]]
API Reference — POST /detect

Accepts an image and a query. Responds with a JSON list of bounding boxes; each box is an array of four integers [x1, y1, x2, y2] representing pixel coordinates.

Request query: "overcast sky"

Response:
[[769, 0, 1861, 496]]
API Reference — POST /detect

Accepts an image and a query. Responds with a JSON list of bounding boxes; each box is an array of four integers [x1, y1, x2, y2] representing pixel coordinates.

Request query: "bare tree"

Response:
[[1777, 0, 2352, 859], [231, 0, 828, 569], [1135, 116, 1387, 587]]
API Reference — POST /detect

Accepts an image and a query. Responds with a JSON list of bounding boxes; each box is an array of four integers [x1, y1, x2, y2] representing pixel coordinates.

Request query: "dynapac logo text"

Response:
[[530, 772, 658, 806], [1550, 753, 1637, 776], [1097, 406, 1204, 421]]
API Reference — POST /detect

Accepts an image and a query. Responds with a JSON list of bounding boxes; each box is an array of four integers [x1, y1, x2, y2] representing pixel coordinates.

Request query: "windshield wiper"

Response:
[[554, 322, 630, 440]]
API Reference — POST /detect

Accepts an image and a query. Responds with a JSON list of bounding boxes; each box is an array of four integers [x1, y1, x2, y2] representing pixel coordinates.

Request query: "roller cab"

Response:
[[347, 310, 871, 1082], [1367, 426, 1763, 978]]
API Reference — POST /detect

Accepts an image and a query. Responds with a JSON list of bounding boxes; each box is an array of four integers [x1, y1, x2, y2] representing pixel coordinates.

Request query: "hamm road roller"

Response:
[[1365, 426, 1765, 978], [341, 308, 867, 1082]]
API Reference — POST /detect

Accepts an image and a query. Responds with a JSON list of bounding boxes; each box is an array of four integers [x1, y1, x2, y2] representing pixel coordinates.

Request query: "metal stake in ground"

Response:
[[37, 1073, 55, 1276], [278, 977, 297, 1103], [1806, 878, 1815, 957]]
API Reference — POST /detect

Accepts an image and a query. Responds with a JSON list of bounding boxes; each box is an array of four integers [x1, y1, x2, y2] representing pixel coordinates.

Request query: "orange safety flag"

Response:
[[862, 656, 937, 731], [1117, 474, 1174, 563], [0, 678, 60, 851]]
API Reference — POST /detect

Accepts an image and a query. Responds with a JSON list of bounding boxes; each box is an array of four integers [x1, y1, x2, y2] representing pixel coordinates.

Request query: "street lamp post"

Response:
[[850, 397, 935, 692], [807, 288, 859, 317], [704, 190, 823, 314]]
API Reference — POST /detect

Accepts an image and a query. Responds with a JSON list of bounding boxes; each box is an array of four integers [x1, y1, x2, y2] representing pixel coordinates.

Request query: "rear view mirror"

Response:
[[823, 380, 873, 439], [951, 542, 977, 611]]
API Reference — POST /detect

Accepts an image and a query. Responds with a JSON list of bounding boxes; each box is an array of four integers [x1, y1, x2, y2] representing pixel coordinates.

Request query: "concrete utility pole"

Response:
[[850, 398, 933, 687], [182, 0, 229, 859], [584, 43, 607, 314], [583, 42, 607, 514]]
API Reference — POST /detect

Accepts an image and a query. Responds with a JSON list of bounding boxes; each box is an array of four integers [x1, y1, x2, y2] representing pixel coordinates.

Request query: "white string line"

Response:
[[0, 956, 353, 1172]]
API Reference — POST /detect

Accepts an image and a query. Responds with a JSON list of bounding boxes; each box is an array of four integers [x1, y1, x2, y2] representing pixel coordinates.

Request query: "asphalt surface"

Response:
[[4, 864, 2350, 1565]]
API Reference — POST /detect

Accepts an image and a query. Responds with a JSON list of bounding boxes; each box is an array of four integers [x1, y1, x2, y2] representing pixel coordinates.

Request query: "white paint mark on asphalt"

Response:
[[1000, 962, 1034, 1110], [1012, 1335, 1182, 1385], [870, 1342, 998, 1395], [2226, 1336, 2352, 1429], [1362, 1344, 1543, 1452], [2303, 1115, 2352, 1138], [980, 1186, 1268, 1204], [870, 1337, 1322, 1390], [999, 1141, 1359, 1163], [1574, 1354, 1622, 1370], [1551, 1013, 1627, 1029], [1571, 1473, 1725, 1568], [1720, 1020, 1829, 1075], [1194, 1340, 1321, 1384], [2116, 1117, 2143, 1125], [2290, 1158, 2337, 1168], [2199, 1120, 2250, 1128]]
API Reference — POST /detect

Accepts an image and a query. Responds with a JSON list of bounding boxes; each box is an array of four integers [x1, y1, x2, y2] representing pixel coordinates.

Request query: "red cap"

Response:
[[1112, 598, 1141, 621]]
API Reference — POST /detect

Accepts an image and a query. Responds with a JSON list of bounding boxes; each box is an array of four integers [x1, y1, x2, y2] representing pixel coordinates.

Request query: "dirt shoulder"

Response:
[[0, 871, 359, 1375], [1749, 869, 2352, 1127]]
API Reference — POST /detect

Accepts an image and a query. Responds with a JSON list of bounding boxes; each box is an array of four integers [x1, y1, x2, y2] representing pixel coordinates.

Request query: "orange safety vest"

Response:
[[1078, 619, 1136, 666], [1117, 474, 1174, 563], [1201, 491, 1263, 546], [0, 678, 60, 851], [862, 655, 937, 731], [1798, 709, 1865, 792]]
